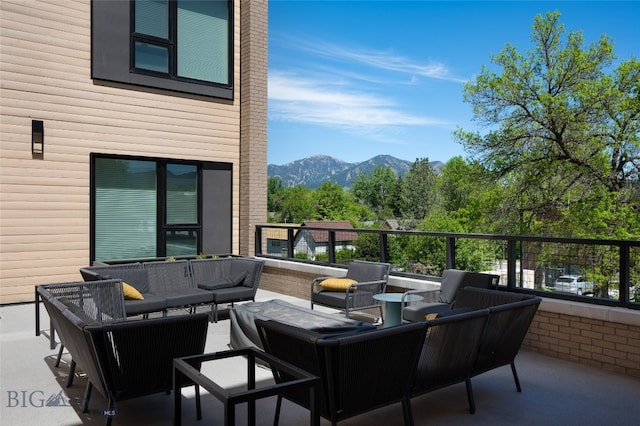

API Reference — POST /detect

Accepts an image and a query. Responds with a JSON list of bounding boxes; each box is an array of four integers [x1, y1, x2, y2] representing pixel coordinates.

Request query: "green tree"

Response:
[[398, 158, 441, 221], [351, 166, 398, 219], [279, 185, 314, 223], [455, 11, 640, 237], [312, 181, 350, 221], [267, 176, 285, 220]]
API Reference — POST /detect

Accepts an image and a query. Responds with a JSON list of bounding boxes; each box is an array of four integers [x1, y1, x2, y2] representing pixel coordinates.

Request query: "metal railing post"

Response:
[[445, 236, 456, 269], [380, 233, 389, 263], [328, 231, 336, 264]]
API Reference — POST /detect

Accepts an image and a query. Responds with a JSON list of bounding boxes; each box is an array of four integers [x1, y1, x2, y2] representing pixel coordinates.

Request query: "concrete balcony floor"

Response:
[[2, 289, 639, 426]]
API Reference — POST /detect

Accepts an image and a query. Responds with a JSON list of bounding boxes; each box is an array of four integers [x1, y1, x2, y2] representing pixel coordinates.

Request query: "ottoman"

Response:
[[229, 299, 376, 351]]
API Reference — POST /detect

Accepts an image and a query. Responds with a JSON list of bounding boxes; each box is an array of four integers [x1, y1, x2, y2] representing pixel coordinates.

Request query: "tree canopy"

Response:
[[454, 11, 639, 237]]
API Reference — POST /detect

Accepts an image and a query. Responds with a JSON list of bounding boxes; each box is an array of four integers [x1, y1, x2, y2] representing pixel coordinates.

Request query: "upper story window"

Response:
[[132, 0, 230, 86], [92, 0, 233, 99]]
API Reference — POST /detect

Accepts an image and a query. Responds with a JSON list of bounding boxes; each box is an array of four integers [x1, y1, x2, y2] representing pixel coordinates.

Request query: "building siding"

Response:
[[0, 0, 267, 303]]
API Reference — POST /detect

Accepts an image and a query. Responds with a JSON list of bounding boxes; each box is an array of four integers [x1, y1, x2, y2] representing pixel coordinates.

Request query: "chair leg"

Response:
[[105, 399, 115, 426], [402, 396, 414, 426], [66, 360, 76, 387], [465, 378, 476, 414], [511, 361, 522, 392], [82, 381, 92, 413], [195, 384, 202, 420], [55, 344, 65, 367], [273, 395, 282, 426]]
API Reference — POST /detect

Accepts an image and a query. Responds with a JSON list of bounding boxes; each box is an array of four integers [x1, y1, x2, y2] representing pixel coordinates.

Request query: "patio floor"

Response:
[[1, 289, 639, 425]]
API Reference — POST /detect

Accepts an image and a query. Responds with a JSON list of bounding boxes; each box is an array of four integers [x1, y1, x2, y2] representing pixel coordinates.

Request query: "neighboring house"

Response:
[[0, 0, 268, 303], [294, 221, 357, 259], [383, 219, 400, 230], [265, 225, 300, 256]]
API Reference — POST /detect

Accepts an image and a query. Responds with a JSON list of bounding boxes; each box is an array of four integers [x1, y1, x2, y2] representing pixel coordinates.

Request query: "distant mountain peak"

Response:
[[268, 155, 442, 188]]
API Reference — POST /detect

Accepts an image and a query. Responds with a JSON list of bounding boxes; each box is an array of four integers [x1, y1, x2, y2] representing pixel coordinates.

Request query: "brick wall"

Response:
[[524, 311, 640, 379], [261, 263, 640, 379]]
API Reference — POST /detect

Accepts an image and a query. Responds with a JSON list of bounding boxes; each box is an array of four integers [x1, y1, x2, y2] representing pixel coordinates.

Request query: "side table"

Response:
[[173, 347, 319, 426], [373, 293, 423, 327]]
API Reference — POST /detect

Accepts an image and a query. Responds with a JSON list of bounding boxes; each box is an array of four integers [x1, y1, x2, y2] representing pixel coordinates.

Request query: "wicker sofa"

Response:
[[37, 281, 209, 426], [254, 287, 541, 420], [79, 257, 264, 322]]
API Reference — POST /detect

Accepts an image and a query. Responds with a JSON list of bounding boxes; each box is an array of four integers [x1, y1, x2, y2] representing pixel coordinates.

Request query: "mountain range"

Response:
[[268, 154, 444, 188]]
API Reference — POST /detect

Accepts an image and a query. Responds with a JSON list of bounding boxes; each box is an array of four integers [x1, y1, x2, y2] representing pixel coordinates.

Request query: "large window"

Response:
[[91, 155, 232, 262], [92, 0, 233, 99], [133, 0, 230, 85]]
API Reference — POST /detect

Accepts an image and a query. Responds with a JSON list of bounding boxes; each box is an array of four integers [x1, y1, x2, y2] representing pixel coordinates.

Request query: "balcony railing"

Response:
[[255, 224, 640, 310]]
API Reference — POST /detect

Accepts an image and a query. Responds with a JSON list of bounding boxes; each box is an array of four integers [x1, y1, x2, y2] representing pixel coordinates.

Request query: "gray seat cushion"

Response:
[[159, 288, 213, 307], [124, 294, 167, 316], [402, 303, 451, 322], [209, 286, 256, 303]]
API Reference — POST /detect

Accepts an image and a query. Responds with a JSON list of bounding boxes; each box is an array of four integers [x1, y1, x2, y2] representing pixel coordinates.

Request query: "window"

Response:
[[91, 155, 232, 262], [132, 0, 230, 85], [92, 0, 233, 99]]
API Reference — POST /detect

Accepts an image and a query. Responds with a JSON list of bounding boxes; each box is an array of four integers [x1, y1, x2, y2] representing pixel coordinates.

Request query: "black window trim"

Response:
[[91, 0, 234, 100]]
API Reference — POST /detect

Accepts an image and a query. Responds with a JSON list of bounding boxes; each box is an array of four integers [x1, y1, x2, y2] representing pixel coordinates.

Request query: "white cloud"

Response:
[[285, 37, 467, 83], [268, 72, 447, 132]]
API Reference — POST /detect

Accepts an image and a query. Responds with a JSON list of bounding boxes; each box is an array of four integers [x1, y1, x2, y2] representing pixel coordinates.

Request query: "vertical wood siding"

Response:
[[0, 0, 246, 303]]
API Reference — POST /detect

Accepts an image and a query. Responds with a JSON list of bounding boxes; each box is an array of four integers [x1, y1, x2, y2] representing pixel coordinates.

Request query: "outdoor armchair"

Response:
[[401, 269, 499, 322], [310, 260, 391, 320], [255, 319, 428, 426]]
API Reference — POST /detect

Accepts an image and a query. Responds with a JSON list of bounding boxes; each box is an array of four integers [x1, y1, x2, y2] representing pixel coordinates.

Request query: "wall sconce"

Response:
[[32, 120, 44, 154]]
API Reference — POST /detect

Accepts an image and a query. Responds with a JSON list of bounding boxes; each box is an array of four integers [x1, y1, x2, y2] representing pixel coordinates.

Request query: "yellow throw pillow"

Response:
[[319, 278, 358, 291], [425, 313, 438, 321], [123, 282, 144, 300]]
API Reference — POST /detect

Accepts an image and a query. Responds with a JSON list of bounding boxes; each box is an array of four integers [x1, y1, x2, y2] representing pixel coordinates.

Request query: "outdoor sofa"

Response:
[[252, 287, 541, 420], [37, 280, 209, 426], [79, 256, 264, 322]]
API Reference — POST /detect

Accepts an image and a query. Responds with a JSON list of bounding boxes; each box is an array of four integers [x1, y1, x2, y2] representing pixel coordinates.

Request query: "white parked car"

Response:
[[552, 275, 594, 295]]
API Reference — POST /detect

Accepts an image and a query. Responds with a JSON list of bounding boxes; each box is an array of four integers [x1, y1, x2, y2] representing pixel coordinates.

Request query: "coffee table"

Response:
[[173, 347, 320, 426], [373, 293, 423, 327]]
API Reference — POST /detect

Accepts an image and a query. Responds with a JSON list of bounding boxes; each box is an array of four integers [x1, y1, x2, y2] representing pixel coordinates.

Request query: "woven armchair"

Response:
[[401, 269, 499, 322], [310, 260, 390, 320], [256, 319, 427, 426]]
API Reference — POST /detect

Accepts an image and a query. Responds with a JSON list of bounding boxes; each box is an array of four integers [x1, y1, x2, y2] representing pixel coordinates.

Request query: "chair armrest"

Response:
[[347, 279, 387, 292], [401, 288, 441, 305]]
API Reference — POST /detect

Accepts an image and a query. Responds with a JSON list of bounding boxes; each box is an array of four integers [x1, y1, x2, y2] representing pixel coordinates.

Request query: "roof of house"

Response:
[[298, 221, 357, 243]]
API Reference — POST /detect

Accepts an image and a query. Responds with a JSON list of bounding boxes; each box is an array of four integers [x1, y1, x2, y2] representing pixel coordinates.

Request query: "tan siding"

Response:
[[0, 0, 255, 303]]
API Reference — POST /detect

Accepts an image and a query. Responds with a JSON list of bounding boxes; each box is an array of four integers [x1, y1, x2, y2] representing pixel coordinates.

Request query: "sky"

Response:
[[267, 1, 639, 165]]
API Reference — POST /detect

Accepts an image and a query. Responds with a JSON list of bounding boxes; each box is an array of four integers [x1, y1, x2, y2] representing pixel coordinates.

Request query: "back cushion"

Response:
[[102, 269, 149, 294], [439, 269, 467, 304]]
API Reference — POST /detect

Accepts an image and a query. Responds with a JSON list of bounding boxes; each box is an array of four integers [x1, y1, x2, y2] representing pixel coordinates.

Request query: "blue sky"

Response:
[[267, 1, 639, 165]]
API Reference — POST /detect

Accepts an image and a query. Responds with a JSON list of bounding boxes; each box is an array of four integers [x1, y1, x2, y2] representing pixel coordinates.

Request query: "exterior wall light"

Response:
[[32, 120, 44, 154]]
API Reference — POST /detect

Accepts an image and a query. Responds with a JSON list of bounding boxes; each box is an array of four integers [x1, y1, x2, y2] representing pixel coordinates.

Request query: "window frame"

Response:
[[90, 153, 232, 262], [91, 0, 234, 99]]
